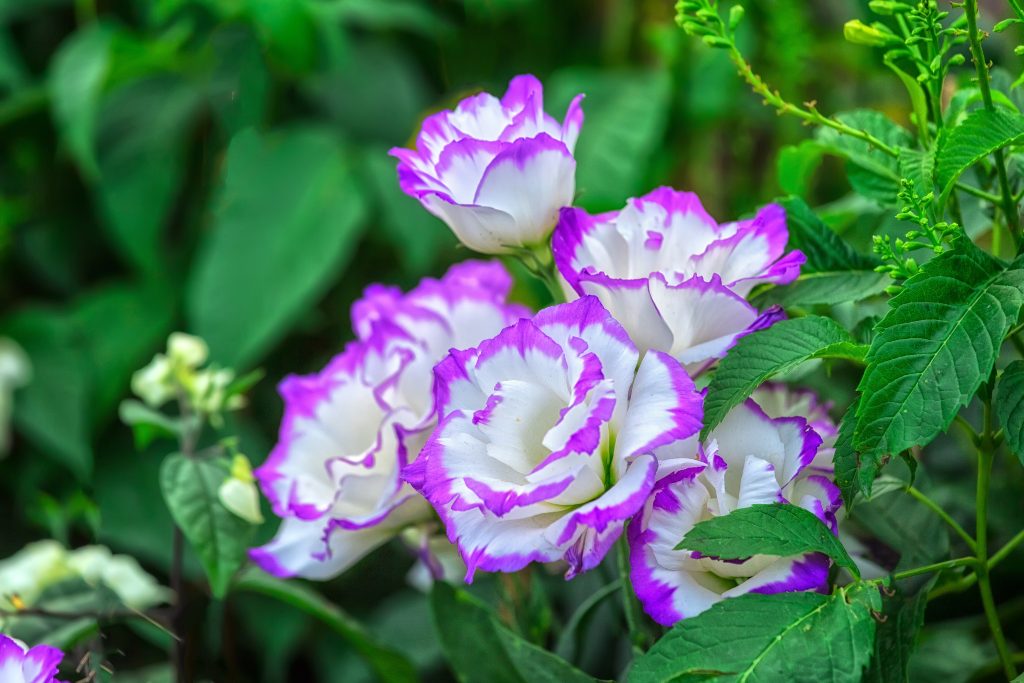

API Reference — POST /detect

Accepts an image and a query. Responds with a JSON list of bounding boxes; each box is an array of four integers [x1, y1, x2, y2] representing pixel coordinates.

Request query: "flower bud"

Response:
[[844, 20, 899, 47], [131, 354, 175, 408], [167, 332, 208, 369], [218, 454, 263, 524], [868, 0, 912, 15]]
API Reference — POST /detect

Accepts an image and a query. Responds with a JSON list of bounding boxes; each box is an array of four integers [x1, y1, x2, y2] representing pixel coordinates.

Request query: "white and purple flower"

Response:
[[0, 634, 64, 683], [250, 261, 529, 579], [406, 296, 704, 580], [391, 74, 583, 254], [628, 398, 841, 624], [552, 187, 804, 372]]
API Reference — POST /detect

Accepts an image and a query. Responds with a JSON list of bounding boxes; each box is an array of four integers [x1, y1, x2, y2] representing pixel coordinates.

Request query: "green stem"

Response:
[[990, 528, 1024, 569], [965, 0, 1022, 250], [616, 537, 648, 654], [976, 399, 1018, 680], [907, 486, 977, 551], [957, 182, 1006, 205], [869, 557, 979, 584]]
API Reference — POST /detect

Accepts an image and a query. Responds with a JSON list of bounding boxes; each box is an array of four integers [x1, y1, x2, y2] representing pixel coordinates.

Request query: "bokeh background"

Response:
[[2, 0, 1022, 680]]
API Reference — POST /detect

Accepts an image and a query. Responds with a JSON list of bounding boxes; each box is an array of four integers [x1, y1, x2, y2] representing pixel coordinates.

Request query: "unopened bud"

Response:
[[844, 20, 899, 47]]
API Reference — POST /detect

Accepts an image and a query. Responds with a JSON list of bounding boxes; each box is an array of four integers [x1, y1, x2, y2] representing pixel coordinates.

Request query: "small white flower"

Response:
[[131, 354, 175, 408], [167, 332, 209, 369]]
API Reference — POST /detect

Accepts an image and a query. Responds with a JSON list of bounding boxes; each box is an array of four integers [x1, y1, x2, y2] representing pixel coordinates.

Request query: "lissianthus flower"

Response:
[[406, 296, 703, 580], [628, 398, 840, 624], [391, 74, 583, 254], [0, 634, 65, 683], [552, 187, 804, 372], [250, 261, 529, 579]]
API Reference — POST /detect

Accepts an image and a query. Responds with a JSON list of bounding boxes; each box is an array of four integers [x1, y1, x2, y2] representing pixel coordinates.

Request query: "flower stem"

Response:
[[975, 399, 1018, 680], [964, 0, 1022, 251], [868, 557, 978, 584], [616, 536, 648, 654], [171, 528, 186, 683], [906, 486, 977, 551]]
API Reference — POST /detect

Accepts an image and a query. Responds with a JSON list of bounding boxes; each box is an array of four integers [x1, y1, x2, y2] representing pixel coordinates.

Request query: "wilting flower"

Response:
[[552, 187, 804, 372], [628, 398, 840, 624], [250, 261, 529, 579], [0, 634, 64, 683], [391, 74, 583, 254], [406, 296, 703, 580]]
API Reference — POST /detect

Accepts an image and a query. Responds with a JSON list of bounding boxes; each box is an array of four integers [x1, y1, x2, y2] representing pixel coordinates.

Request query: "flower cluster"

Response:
[[255, 74, 843, 625]]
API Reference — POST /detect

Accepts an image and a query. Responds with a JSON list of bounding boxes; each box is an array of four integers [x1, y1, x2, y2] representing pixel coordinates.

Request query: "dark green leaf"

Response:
[[187, 127, 369, 369], [863, 581, 932, 683], [702, 316, 864, 438], [431, 582, 599, 683], [834, 398, 883, 505], [936, 108, 1024, 200], [816, 110, 913, 206], [778, 196, 879, 273], [234, 568, 417, 683], [996, 360, 1024, 465], [853, 488, 949, 572], [628, 583, 881, 683], [677, 503, 859, 576], [853, 239, 1024, 466], [160, 454, 252, 598]]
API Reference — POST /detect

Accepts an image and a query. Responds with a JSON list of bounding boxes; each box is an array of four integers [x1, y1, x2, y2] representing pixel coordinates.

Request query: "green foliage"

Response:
[[863, 581, 932, 683], [936, 108, 1024, 201], [186, 128, 369, 369], [628, 584, 881, 683], [996, 360, 1024, 465], [678, 503, 860, 576], [430, 582, 599, 683], [233, 568, 417, 682], [852, 239, 1024, 491], [701, 316, 866, 438], [816, 111, 913, 206], [160, 453, 252, 598]]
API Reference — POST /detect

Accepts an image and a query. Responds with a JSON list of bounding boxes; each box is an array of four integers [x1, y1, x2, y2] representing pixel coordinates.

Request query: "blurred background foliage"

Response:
[[2, 0, 1023, 680]]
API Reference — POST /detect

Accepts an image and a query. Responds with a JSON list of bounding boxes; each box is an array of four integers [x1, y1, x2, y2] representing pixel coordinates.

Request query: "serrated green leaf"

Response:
[[160, 454, 252, 598], [816, 110, 913, 206], [234, 568, 416, 683], [628, 584, 881, 683], [853, 239, 1024, 465], [702, 316, 863, 438], [677, 503, 859, 576], [834, 398, 883, 506], [187, 127, 368, 369], [996, 360, 1024, 465], [936, 108, 1024, 200], [778, 196, 879, 273], [758, 271, 890, 307], [431, 582, 600, 683]]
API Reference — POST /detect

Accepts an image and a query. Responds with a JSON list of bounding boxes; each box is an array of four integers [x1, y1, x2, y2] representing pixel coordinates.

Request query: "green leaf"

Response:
[[854, 487, 949, 572], [779, 196, 879, 273], [234, 568, 417, 683], [548, 68, 670, 211], [863, 581, 932, 683], [936, 108, 1024, 201], [816, 110, 913, 206], [48, 23, 115, 179], [431, 582, 600, 683], [95, 75, 202, 274], [853, 239, 1024, 465], [2, 308, 92, 479], [160, 454, 252, 598], [777, 141, 825, 197], [677, 503, 859, 577], [187, 127, 369, 369], [118, 399, 184, 450], [701, 316, 865, 438], [898, 147, 936, 197], [886, 60, 929, 150], [996, 360, 1024, 465], [4, 578, 122, 649], [834, 398, 882, 506], [758, 271, 890, 307], [628, 583, 881, 683]]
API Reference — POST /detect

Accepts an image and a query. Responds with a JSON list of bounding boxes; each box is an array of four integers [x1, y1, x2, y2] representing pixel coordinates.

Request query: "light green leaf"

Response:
[[431, 582, 600, 683], [548, 68, 670, 211], [996, 360, 1024, 465], [160, 454, 252, 598], [885, 59, 929, 148], [759, 271, 890, 307], [187, 127, 369, 369], [234, 568, 417, 683], [777, 141, 824, 197], [677, 503, 859, 576], [853, 238, 1024, 467], [628, 584, 881, 683], [2, 308, 92, 479], [701, 316, 865, 438], [48, 22, 115, 179], [118, 399, 183, 450], [936, 108, 1024, 200]]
